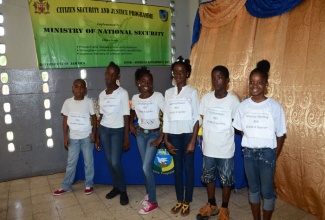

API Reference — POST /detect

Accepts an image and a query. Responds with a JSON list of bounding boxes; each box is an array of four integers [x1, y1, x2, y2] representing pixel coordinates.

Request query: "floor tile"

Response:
[[0, 173, 319, 220]]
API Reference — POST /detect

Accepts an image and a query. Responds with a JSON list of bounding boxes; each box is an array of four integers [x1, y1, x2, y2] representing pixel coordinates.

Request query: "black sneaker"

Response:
[[106, 187, 120, 199], [120, 191, 129, 206]]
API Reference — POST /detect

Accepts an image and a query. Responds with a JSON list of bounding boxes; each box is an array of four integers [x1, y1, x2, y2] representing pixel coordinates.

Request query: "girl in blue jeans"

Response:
[[163, 56, 201, 217], [233, 60, 286, 220], [129, 67, 165, 214], [96, 62, 130, 206]]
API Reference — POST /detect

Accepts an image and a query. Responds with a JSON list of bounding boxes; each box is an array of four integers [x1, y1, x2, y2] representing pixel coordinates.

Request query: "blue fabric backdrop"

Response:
[[245, 0, 304, 18], [74, 134, 247, 189]]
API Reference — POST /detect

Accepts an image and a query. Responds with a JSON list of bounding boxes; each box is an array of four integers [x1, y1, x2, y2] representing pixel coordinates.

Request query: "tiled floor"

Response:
[[0, 173, 318, 220]]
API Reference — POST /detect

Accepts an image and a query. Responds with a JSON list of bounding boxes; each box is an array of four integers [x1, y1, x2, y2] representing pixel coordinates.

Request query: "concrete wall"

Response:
[[0, 0, 199, 182]]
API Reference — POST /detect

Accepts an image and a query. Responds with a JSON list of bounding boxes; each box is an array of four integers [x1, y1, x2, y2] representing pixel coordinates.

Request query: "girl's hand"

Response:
[[89, 133, 95, 143], [165, 140, 177, 155], [95, 144, 101, 151], [186, 141, 195, 154], [95, 137, 101, 151], [123, 138, 130, 151], [129, 124, 138, 136], [150, 135, 163, 148]]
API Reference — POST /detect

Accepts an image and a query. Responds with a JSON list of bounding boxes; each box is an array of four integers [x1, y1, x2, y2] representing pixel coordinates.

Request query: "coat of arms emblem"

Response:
[[33, 0, 50, 14]]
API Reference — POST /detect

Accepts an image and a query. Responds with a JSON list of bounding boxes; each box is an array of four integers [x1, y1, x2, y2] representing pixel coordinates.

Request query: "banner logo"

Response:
[[159, 10, 168, 22], [153, 148, 174, 175], [33, 0, 50, 14]]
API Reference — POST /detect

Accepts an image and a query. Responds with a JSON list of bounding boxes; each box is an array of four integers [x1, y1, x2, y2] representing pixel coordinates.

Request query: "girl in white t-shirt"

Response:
[[129, 67, 165, 215], [96, 62, 130, 206], [163, 56, 201, 217], [233, 60, 286, 220]]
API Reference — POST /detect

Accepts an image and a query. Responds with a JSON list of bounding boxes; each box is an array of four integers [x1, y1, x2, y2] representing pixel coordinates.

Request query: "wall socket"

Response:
[[20, 144, 32, 152]]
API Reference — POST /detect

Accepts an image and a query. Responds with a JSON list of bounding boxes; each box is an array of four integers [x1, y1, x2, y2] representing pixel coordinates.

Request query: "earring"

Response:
[[172, 78, 176, 86], [172, 71, 174, 77], [138, 84, 140, 86], [116, 79, 120, 86]]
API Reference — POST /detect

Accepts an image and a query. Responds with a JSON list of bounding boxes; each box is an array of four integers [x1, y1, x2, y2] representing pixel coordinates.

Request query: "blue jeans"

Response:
[[100, 126, 126, 192], [136, 129, 159, 204], [168, 133, 194, 202], [62, 135, 94, 190], [201, 156, 234, 187], [243, 147, 276, 211]]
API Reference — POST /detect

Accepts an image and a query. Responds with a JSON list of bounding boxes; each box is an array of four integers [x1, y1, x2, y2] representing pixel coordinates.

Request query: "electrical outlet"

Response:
[[20, 144, 32, 152]]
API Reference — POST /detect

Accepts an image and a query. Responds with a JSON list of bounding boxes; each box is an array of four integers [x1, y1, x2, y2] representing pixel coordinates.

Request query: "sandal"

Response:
[[181, 203, 190, 217], [171, 202, 183, 214]]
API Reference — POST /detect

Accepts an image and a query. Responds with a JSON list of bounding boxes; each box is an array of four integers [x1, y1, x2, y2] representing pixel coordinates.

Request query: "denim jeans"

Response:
[[62, 135, 94, 190], [168, 133, 194, 202], [136, 129, 159, 203], [201, 156, 234, 187], [100, 125, 126, 192], [243, 147, 276, 211]]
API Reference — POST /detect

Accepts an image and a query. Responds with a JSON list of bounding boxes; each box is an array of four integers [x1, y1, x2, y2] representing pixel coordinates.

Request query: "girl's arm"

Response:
[[164, 133, 177, 155], [95, 114, 102, 150], [123, 115, 130, 151], [129, 109, 137, 136], [186, 120, 199, 153]]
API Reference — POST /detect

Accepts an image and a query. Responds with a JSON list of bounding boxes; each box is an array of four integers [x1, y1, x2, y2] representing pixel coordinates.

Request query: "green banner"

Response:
[[28, 0, 171, 69]]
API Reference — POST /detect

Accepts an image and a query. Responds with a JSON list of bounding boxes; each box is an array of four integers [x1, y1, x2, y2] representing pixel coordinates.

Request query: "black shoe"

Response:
[[120, 191, 129, 206], [106, 187, 120, 199]]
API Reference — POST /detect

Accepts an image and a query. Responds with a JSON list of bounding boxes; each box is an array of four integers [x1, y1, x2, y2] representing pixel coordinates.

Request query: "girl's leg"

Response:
[[243, 148, 261, 220], [143, 131, 159, 203], [169, 134, 185, 202], [136, 130, 149, 195], [108, 127, 126, 192], [259, 148, 276, 220], [184, 133, 194, 203], [100, 125, 118, 189]]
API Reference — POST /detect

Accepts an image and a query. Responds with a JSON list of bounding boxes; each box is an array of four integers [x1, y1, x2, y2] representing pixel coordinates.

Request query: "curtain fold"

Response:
[[199, 0, 246, 28], [189, 0, 325, 219], [245, 0, 304, 18]]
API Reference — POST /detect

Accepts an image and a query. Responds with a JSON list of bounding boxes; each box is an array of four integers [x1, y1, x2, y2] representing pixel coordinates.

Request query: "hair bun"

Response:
[[256, 60, 270, 73], [140, 66, 148, 71]]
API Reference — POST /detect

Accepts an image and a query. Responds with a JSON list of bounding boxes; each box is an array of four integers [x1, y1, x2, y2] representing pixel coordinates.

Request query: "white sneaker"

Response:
[[140, 194, 148, 206]]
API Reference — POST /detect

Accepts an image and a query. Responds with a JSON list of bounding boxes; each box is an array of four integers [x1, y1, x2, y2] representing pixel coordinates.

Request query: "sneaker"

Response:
[[120, 191, 129, 206], [84, 187, 93, 195], [196, 203, 219, 220], [139, 201, 158, 214], [140, 194, 149, 206], [53, 188, 72, 196], [106, 187, 120, 199], [217, 207, 229, 220]]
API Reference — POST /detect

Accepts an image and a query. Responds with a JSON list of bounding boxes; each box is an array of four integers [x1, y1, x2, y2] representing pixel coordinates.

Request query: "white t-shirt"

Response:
[[232, 97, 286, 149], [199, 91, 240, 158], [61, 97, 95, 139], [163, 85, 202, 134], [131, 92, 165, 129], [99, 87, 130, 128]]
